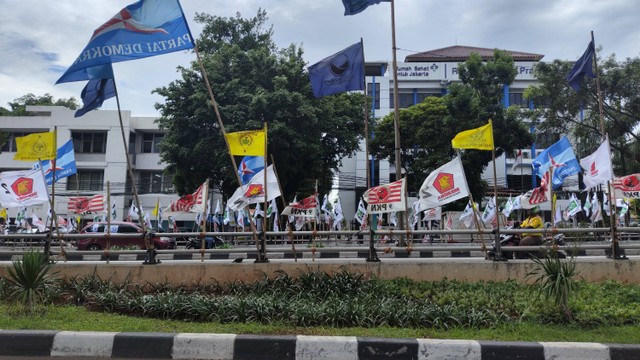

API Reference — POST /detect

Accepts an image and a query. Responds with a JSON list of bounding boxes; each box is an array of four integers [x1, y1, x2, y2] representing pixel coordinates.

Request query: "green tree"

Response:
[[0, 93, 78, 116], [372, 50, 532, 204], [154, 10, 364, 199], [524, 53, 640, 173]]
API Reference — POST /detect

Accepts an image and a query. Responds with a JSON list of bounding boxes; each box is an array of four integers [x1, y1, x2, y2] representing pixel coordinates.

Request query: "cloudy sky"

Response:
[[1, 0, 638, 116]]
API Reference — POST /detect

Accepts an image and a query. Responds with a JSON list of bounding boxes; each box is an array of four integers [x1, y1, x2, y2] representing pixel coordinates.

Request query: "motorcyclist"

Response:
[[518, 206, 543, 254]]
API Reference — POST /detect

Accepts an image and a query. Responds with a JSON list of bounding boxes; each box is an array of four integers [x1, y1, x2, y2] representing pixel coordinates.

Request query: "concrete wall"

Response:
[[1, 258, 638, 285]]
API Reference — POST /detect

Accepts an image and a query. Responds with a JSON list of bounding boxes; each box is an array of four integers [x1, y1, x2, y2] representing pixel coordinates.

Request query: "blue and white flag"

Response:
[[342, 0, 390, 16], [308, 42, 364, 98], [75, 71, 116, 117], [32, 139, 77, 185], [532, 136, 581, 190], [56, 0, 194, 84], [238, 156, 265, 185]]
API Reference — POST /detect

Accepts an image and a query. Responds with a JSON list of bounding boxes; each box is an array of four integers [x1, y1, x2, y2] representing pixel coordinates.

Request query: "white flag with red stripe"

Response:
[[281, 194, 317, 218], [68, 194, 105, 214], [363, 178, 406, 214], [164, 182, 207, 213]]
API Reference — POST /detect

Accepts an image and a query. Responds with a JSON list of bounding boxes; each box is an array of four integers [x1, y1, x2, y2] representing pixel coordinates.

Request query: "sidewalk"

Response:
[[1, 330, 639, 359]]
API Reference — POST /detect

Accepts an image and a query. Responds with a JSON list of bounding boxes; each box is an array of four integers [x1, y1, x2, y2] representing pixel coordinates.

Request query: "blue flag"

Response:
[[32, 139, 77, 185], [238, 156, 265, 185], [75, 69, 116, 117], [532, 136, 581, 190], [566, 40, 596, 91], [308, 42, 364, 98], [342, 0, 391, 16], [56, 0, 194, 84]]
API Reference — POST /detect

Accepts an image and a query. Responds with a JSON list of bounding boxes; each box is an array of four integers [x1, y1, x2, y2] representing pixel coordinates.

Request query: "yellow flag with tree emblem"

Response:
[[225, 129, 266, 156], [451, 120, 494, 151], [14, 132, 57, 160]]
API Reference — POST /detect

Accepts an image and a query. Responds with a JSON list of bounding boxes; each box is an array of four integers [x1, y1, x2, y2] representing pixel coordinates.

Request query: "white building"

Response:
[[0, 105, 197, 228], [334, 45, 546, 221]]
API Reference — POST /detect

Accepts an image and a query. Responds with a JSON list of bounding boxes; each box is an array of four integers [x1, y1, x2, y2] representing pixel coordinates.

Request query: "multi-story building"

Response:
[[0, 105, 197, 227], [335, 45, 546, 220]]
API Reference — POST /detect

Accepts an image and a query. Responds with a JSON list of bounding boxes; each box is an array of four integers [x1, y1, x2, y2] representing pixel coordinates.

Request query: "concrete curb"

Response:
[[0, 330, 639, 359]]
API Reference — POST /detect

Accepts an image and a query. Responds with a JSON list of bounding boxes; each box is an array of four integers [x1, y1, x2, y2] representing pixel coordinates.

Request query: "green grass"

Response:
[[2, 305, 640, 343]]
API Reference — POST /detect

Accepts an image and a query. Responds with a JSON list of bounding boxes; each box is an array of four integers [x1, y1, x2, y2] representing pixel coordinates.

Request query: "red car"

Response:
[[76, 222, 176, 251]]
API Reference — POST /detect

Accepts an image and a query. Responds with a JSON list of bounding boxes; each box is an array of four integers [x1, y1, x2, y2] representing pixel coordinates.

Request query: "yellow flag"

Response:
[[0, 208, 7, 220], [152, 198, 159, 218], [225, 129, 266, 156], [451, 120, 494, 151], [13, 132, 56, 160]]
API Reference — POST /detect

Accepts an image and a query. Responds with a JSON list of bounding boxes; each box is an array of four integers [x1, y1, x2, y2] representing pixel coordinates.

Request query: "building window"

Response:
[[508, 92, 528, 107], [142, 133, 164, 153], [0, 132, 31, 152], [138, 171, 174, 194], [72, 132, 107, 153], [389, 92, 416, 109], [367, 82, 381, 110], [67, 170, 104, 191], [416, 92, 440, 103]]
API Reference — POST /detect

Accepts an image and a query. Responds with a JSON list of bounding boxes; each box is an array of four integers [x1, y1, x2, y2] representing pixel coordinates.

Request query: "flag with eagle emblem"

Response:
[[419, 156, 470, 209], [363, 178, 406, 214]]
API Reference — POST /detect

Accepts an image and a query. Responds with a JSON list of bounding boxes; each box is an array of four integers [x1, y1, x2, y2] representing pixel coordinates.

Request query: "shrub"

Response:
[[4, 250, 57, 312]]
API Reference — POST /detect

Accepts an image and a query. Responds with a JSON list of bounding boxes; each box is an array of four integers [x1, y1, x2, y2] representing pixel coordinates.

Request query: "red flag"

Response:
[[68, 195, 104, 214]]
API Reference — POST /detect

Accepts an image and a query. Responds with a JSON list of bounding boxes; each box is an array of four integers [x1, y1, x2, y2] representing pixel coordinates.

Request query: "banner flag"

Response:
[[580, 136, 613, 191], [56, 0, 194, 84], [566, 39, 596, 91], [308, 42, 364, 98], [354, 198, 367, 224], [419, 156, 470, 209], [532, 136, 581, 190], [363, 178, 406, 214], [14, 132, 56, 161], [32, 139, 77, 185], [612, 174, 640, 199], [238, 156, 265, 185], [68, 194, 105, 214], [281, 194, 317, 218], [225, 130, 266, 156], [451, 120, 494, 151], [0, 169, 49, 208], [227, 165, 281, 211], [342, 0, 390, 16], [75, 75, 116, 117], [164, 182, 207, 213]]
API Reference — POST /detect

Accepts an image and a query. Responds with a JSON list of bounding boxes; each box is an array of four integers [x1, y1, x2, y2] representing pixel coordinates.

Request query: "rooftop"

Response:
[[405, 45, 544, 62]]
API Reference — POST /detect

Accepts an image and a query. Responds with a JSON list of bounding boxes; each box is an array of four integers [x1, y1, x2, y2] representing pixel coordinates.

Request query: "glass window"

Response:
[[67, 170, 104, 191], [72, 132, 107, 153], [367, 82, 381, 110], [118, 224, 140, 233], [138, 171, 174, 194], [389, 92, 415, 109], [508, 92, 528, 107], [1, 132, 30, 152], [141, 133, 164, 153]]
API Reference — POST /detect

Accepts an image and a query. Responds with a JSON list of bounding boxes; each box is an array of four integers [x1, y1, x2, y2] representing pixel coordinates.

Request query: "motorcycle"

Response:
[[185, 235, 226, 249], [487, 224, 567, 260]]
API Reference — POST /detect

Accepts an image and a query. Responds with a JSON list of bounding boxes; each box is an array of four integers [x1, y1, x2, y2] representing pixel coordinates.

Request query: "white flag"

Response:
[[582, 192, 592, 217], [422, 207, 441, 222], [332, 197, 344, 229], [617, 198, 629, 217], [354, 198, 367, 225], [228, 165, 281, 211], [31, 212, 46, 232], [603, 194, 611, 216], [0, 169, 49, 207], [419, 156, 470, 209], [512, 149, 523, 172], [580, 136, 613, 191], [567, 193, 582, 217], [389, 211, 397, 227], [481, 196, 496, 225], [502, 195, 514, 217], [554, 205, 563, 225], [590, 193, 603, 223], [459, 201, 475, 228]]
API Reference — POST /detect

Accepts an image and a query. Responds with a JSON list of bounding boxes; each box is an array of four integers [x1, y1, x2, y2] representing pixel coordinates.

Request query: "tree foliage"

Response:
[[372, 50, 533, 205], [524, 52, 640, 174], [154, 10, 364, 199], [0, 93, 78, 116]]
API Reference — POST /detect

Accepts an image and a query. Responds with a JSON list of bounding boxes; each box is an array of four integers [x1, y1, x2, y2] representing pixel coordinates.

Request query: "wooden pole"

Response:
[[390, 0, 405, 246]]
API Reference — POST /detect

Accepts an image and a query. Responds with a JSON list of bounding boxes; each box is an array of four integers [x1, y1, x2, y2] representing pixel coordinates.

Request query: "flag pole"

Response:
[[199, 179, 210, 262], [488, 120, 505, 261], [390, 0, 405, 246], [270, 154, 297, 261], [257, 121, 269, 263], [112, 81, 157, 264], [590, 31, 623, 259], [106, 181, 111, 265]]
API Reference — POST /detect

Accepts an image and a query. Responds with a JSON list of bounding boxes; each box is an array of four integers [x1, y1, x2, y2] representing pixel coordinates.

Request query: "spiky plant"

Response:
[[527, 251, 579, 321], [4, 250, 57, 312]]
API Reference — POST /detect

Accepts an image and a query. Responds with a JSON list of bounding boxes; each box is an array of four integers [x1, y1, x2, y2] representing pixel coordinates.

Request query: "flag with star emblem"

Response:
[[238, 156, 264, 185], [532, 136, 581, 190]]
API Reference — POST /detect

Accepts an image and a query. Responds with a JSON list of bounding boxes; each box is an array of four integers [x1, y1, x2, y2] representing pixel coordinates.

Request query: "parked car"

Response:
[[77, 221, 176, 251]]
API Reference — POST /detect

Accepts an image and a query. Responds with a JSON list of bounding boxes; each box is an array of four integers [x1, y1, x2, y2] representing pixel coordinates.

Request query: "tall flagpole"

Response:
[[590, 31, 623, 259], [258, 121, 269, 263], [390, 0, 405, 246], [488, 120, 504, 260]]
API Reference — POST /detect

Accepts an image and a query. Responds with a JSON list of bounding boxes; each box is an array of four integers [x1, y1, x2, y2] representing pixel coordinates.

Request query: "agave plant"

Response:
[[4, 250, 57, 312], [527, 251, 579, 321]]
